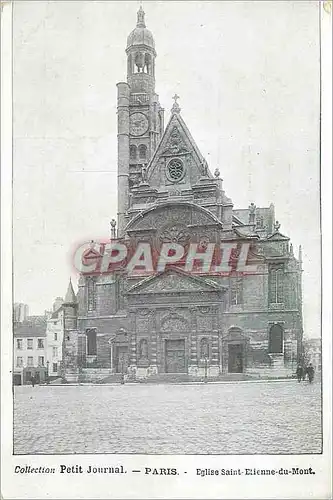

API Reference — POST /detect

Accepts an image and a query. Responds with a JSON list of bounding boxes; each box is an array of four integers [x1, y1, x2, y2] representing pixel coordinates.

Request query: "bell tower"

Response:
[[117, 7, 164, 236]]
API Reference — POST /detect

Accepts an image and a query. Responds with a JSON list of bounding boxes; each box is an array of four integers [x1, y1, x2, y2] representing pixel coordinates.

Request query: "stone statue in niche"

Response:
[[141, 164, 148, 184], [139, 339, 148, 359], [200, 338, 209, 358]]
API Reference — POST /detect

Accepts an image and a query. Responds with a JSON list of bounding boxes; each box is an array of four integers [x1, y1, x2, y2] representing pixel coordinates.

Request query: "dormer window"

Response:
[[256, 215, 264, 229]]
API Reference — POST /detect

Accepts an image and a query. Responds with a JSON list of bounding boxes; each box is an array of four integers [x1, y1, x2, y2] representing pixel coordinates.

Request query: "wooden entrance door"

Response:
[[115, 346, 129, 373], [165, 339, 186, 373], [228, 344, 244, 373]]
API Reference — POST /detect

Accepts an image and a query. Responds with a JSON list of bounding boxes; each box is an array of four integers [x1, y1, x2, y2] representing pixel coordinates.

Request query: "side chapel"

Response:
[[62, 8, 303, 382]]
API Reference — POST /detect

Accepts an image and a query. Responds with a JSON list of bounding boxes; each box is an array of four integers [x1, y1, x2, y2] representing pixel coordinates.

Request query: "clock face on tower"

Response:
[[129, 112, 149, 136]]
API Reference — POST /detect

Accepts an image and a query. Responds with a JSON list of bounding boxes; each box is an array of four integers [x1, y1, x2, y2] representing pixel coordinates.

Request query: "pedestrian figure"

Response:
[[302, 366, 306, 381], [307, 363, 315, 383], [296, 364, 303, 382], [120, 373, 125, 385], [31, 375, 35, 388]]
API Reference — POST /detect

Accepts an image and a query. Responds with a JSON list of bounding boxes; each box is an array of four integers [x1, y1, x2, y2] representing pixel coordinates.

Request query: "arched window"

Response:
[[268, 324, 283, 353], [87, 277, 97, 311], [130, 145, 137, 161], [86, 329, 97, 355], [144, 53, 152, 74], [269, 265, 284, 304], [200, 338, 209, 358], [135, 52, 144, 73], [138, 144, 147, 160]]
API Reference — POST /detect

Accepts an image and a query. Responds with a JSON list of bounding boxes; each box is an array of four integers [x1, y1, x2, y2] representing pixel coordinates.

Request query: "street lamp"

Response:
[[46, 361, 50, 385]]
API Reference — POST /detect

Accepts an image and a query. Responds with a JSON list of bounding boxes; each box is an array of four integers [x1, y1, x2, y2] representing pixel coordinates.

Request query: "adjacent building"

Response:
[[45, 298, 65, 378], [13, 316, 48, 385], [61, 8, 304, 383]]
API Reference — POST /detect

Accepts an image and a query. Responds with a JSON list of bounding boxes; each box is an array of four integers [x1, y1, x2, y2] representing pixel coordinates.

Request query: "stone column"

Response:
[[210, 330, 220, 377], [110, 342, 113, 372], [188, 308, 198, 377], [116, 82, 130, 236], [149, 311, 158, 375], [129, 312, 137, 368]]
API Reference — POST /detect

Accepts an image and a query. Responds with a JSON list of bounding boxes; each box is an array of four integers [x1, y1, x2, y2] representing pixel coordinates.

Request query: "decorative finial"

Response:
[[298, 244, 302, 263], [249, 202, 256, 214], [137, 5, 146, 28], [274, 220, 281, 232], [289, 243, 294, 256], [248, 202, 256, 225], [214, 168, 220, 178], [171, 94, 181, 114], [110, 219, 117, 239]]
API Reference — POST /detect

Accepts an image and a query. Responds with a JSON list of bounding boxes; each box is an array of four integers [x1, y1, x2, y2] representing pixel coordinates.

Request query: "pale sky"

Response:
[[13, 1, 321, 337]]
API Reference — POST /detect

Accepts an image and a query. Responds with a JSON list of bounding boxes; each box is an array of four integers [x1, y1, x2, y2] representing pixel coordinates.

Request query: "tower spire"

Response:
[[137, 5, 146, 28], [65, 278, 76, 304]]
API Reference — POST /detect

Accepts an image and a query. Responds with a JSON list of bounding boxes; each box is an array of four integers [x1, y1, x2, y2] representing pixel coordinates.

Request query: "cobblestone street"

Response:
[[14, 380, 322, 455]]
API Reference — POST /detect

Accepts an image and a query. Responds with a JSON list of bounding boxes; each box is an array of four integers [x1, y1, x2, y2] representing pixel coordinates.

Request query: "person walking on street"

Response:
[[302, 365, 306, 381], [296, 364, 303, 382], [307, 363, 315, 383], [31, 375, 35, 388]]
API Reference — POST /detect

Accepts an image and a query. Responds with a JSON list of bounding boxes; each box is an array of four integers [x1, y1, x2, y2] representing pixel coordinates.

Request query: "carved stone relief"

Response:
[[162, 126, 189, 155], [160, 313, 188, 332], [159, 223, 190, 245]]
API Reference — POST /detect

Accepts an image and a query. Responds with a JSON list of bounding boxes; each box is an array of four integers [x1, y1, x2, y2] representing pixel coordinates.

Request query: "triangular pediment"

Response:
[[147, 112, 213, 192], [267, 231, 290, 241], [126, 268, 222, 295]]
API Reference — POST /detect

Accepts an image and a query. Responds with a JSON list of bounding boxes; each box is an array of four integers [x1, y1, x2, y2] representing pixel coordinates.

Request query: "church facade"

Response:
[[62, 8, 303, 382]]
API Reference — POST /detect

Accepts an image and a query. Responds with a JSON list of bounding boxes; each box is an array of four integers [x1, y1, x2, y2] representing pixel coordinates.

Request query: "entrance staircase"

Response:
[[78, 369, 286, 384], [136, 373, 252, 384], [137, 373, 191, 384]]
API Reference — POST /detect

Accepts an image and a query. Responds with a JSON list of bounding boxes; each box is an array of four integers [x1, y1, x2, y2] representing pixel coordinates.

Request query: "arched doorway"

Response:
[[268, 324, 283, 353], [222, 328, 246, 374]]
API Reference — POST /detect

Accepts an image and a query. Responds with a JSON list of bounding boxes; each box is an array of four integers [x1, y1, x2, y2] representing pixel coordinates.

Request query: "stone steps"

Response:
[[96, 374, 123, 384], [139, 373, 191, 383]]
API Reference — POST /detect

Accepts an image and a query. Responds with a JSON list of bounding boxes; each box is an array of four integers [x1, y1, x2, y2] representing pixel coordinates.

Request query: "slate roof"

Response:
[[14, 316, 47, 337]]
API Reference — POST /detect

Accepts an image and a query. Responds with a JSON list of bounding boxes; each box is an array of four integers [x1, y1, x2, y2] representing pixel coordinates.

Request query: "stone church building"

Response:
[[62, 8, 303, 382]]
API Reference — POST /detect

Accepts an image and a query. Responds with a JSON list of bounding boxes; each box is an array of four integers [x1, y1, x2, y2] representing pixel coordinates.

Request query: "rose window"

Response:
[[166, 158, 185, 182]]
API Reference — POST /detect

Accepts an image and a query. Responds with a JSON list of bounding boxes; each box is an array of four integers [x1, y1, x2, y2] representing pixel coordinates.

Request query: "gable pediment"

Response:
[[147, 112, 212, 191], [126, 268, 223, 295], [267, 231, 289, 241]]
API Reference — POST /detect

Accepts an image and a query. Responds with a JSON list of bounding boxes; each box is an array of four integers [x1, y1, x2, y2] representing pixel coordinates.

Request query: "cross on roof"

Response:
[[172, 93, 180, 103]]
